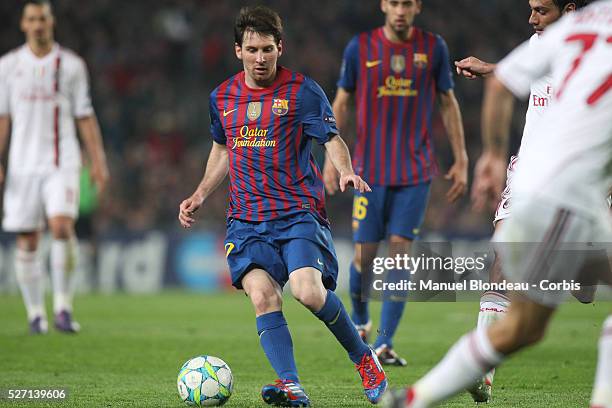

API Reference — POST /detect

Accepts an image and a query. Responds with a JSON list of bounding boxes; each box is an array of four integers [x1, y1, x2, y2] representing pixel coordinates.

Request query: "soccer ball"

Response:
[[177, 355, 233, 406]]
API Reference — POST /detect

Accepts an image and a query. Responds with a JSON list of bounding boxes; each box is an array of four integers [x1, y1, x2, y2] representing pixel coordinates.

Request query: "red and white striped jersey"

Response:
[[0, 43, 93, 174]]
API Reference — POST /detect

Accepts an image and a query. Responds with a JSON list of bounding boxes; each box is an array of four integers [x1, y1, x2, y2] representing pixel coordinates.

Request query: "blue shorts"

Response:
[[224, 212, 339, 290], [352, 183, 431, 243]]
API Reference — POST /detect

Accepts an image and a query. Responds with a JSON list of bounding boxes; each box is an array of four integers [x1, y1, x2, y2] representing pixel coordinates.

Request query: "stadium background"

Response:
[[0, 0, 535, 294]]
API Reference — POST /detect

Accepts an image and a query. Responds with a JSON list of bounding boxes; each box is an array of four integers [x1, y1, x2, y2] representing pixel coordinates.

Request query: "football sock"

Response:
[[314, 290, 370, 364], [373, 268, 407, 349], [15, 248, 46, 321], [477, 291, 509, 384], [256, 311, 300, 383], [50, 238, 78, 314], [349, 263, 369, 325], [591, 316, 612, 407], [412, 329, 503, 405], [373, 300, 406, 349]]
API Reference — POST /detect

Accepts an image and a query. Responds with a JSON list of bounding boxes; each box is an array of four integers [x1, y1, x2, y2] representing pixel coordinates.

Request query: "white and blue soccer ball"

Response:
[[177, 355, 233, 406]]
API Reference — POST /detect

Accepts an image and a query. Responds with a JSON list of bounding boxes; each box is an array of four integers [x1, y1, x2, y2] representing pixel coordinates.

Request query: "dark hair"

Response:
[[234, 6, 283, 46], [551, 0, 588, 10], [23, 0, 53, 13]]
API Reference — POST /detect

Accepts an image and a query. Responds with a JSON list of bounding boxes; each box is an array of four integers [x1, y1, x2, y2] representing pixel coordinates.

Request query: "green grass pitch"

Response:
[[0, 293, 609, 407]]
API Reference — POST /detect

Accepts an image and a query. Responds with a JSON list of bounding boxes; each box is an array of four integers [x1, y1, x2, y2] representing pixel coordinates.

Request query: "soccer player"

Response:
[[454, 0, 588, 401], [0, 0, 108, 334], [384, 1, 612, 406], [178, 6, 387, 406], [323, 0, 468, 366]]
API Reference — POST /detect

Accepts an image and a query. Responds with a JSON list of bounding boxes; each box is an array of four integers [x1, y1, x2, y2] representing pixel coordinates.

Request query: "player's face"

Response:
[[235, 31, 283, 88], [21, 4, 55, 45], [381, 0, 421, 34], [528, 0, 563, 35]]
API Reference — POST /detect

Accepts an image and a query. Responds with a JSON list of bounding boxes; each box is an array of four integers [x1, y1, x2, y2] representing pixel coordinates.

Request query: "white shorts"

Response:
[[494, 199, 611, 307], [493, 155, 519, 226], [2, 169, 80, 232]]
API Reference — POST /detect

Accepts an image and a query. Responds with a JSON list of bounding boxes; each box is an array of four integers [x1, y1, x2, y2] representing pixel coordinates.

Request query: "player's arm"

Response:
[[324, 135, 370, 193], [77, 115, 109, 194], [178, 141, 229, 229], [454, 56, 496, 80], [471, 77, 514, 211], [323, 88, 352, 195], [0, 115, 9, 185], [438, 89, 469, 203]]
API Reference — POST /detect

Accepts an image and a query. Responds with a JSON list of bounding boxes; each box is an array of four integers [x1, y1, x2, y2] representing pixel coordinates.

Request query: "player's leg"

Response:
[[242, 269, 309, 407], [352, 242, 379, 341], [280, 212, 387, 404], [351, 188, 385, 342], [3, 172, 47, 334], [385, 295, 555, 408], [374, 183, 431, 366], [15, 232, 47, 334], [468, 220, 509, 402], [373, 234, 410, 367], [44, 169, 80, 333], [225, 219, 308, 406], [288, 265, 387, 404], [591, 313, 612, 408], [47, 215, 79, 332]]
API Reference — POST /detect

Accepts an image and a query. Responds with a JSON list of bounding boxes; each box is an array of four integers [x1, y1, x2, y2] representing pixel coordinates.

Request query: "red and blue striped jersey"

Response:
[[338, 27, 454, 186], [210, 66, 338, 224]]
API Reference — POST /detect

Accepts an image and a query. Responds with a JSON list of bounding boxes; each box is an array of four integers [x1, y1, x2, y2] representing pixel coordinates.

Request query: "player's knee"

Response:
[[16, 233, 39, 251], [48, 217, 75, 240], [248, 288, 282, 315], [291, 285, 325, 310]]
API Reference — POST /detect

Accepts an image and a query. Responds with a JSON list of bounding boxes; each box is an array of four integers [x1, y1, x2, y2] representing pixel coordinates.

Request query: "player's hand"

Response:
[[91, 162, 109, 195], [454, 57, 494, 80], [323, 160, 340, 195], [339, 172, 371, 194], [179, 192, 205, 229], [445, 157, 468, 203], [471, 151, 507, 212]]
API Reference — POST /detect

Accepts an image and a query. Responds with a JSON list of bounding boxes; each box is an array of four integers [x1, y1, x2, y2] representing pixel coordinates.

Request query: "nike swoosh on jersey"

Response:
[[223, 108, 237, 117], [365, 60, 382, 68]]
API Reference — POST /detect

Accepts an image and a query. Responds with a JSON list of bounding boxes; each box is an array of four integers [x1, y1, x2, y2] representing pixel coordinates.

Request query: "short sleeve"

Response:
[[433, 35, 454, 93], [336, 36, 359, 92], [209, 91, 226, 145], [0, 59, 10, 115], [495, 35, 555, 100], [71, 59, 94, 118], [300, 78, 339, 145]]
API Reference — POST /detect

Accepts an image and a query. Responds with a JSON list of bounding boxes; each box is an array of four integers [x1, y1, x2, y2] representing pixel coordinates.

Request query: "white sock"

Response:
[[477, 291, 509, 384], [15, 248, 46, 321], [591, 316, 612, 408], [412, 329, 503, 406], [50, 238, 78, 314]]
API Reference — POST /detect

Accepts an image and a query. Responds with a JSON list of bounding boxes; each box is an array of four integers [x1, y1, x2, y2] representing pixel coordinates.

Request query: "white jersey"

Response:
[[517, 34, 554, 157], [495, 0, 612, 219], [0, 43, 93, 174]]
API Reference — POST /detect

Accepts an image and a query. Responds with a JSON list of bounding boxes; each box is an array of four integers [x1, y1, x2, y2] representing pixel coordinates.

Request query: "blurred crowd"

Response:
[[0, 0, 533, 239]]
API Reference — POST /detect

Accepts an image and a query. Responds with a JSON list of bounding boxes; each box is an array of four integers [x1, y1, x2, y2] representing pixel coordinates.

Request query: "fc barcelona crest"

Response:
[[413, 53, 428, 69], [272, 99, 289, 116], [247, 102, 262, 121], [391, 55, 405, 74]]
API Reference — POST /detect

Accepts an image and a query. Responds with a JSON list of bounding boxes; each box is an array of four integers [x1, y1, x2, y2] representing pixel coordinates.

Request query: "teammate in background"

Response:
[[454, 0, 588, 401], [385, 1, 612, 406], [178, 6, 387, 406], [0, 0, 108, 334], [324, 0, 468, 366]]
